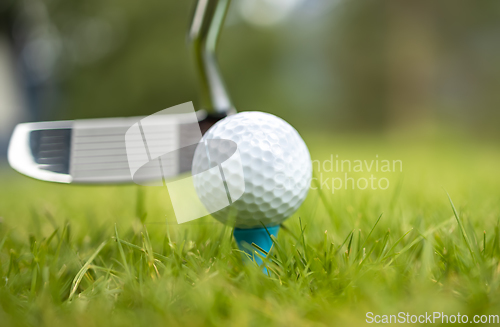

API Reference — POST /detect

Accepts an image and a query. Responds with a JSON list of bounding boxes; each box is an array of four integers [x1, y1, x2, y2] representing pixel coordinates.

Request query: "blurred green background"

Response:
[[2, 1, 500, 326], [2, 0, 500, 144]]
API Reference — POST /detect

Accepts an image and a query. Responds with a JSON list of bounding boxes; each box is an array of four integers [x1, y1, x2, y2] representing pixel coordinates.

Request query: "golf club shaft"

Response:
[[189, 0, 233, 116]]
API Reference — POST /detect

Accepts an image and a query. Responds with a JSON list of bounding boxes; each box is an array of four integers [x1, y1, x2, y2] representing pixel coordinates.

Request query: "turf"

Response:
[[0, 132, 499, 326]]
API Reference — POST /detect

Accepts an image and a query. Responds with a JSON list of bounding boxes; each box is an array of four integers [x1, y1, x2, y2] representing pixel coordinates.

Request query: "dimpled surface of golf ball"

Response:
[[192, 111, 311, 229]]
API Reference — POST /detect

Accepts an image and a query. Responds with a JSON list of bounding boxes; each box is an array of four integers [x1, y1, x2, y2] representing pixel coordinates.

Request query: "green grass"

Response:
[[0, 132, 500, 326]]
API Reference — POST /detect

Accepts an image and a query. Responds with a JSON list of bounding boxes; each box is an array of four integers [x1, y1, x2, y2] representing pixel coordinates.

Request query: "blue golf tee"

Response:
[[233, 225, 280, 268]]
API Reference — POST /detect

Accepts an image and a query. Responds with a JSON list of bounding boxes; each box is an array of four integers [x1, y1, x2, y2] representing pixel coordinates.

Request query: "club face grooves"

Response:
[[29, 129, 71, 174]]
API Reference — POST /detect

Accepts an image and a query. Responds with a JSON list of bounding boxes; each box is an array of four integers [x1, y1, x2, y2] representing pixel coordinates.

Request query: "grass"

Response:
[[0, 132, 500, 326]]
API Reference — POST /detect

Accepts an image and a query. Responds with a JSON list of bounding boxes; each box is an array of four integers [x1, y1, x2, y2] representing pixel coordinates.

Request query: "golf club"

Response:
[[7, 0, 234, 184]]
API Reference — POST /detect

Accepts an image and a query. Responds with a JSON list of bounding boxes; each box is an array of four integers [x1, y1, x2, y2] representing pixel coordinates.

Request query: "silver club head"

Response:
[[8, 110, 206, 183]]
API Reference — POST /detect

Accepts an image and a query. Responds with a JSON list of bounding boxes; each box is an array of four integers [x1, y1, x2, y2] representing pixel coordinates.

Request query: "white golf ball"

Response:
[[192, 111, 311, 229]]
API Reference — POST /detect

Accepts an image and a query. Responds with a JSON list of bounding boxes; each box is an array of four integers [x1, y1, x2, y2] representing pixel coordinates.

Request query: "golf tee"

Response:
[[233, 225, 279, 273]]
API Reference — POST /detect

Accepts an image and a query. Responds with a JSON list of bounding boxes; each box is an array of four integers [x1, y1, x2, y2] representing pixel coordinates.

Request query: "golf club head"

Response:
[[7, 109, 211, 183]]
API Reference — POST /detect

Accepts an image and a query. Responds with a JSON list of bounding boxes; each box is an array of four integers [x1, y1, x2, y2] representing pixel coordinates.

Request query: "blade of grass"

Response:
[[114, 225, 131, 277], [354, 213, 383, 261], [446, 191, 476, 263], [381, 228, 413, 260], [68, 241, 107, 301], [336, 230, 354, 254]]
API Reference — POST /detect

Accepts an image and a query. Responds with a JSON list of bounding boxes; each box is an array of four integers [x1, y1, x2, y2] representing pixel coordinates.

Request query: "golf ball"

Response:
[[192, 111, 311, 229]]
